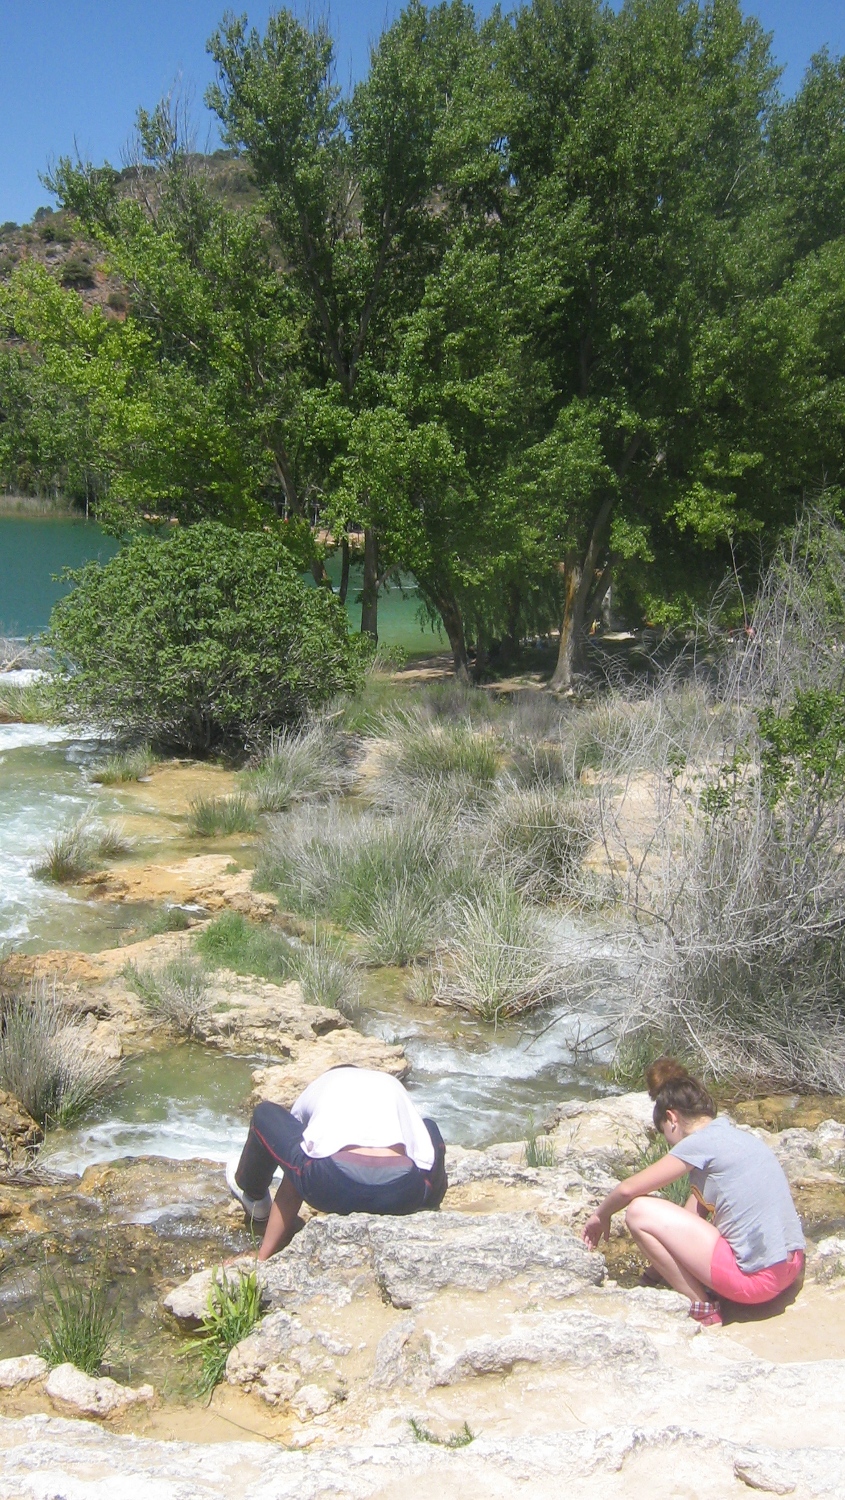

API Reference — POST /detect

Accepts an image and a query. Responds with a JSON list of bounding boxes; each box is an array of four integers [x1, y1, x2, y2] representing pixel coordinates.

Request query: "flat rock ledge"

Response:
[[44, 1364, 154, 1419], [0, 1420, 843, 1500]]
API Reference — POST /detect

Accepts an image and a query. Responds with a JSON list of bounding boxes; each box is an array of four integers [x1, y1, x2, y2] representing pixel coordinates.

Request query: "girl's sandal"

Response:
[[689, 1299, 723, 1327]]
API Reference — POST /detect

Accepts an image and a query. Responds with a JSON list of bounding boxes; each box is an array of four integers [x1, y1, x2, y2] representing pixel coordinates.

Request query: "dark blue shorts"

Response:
[[237, 1099, 448, 1216]]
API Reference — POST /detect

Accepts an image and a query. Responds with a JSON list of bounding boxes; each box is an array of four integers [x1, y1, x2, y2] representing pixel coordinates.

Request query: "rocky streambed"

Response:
[[2, 751, 845, 1496]]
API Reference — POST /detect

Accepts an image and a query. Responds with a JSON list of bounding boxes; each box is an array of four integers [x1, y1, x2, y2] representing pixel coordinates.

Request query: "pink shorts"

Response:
[[709, 1237, 804, 1304]]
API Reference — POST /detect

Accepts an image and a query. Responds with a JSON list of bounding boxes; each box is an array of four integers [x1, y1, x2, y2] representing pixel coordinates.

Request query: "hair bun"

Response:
[[645, 1057, 690, 1099]]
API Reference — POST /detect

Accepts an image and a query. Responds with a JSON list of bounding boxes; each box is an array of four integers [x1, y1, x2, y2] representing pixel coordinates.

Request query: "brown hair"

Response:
[[645, 1057, 716, 1129]]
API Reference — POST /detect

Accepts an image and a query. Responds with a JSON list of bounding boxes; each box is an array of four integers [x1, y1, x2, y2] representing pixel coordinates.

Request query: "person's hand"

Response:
[[581, 1208, 611, 1249]]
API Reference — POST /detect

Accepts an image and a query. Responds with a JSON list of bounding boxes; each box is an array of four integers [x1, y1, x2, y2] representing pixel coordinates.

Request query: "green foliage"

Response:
[[523, 1124, 557, 1168], [289, 933, 359, 1012], [140, 905, 193, 936], [187, 793, 257, 837], [409, 1418, 475, 1448], [624, 1134, 690, 1208], [487, 785, 596, 899], [423, 884, 566, 1022], [46, 522, 362, 752], [187, 1270, 263, 1397], [93, 745, 154, 784], [243, 721, 348, 812], [373, 712, 500, 808], [0, 679, 55, 724], [36, 1253, 119, 1376], [194, 911, 295, 984], [759, 691, 845, 804]]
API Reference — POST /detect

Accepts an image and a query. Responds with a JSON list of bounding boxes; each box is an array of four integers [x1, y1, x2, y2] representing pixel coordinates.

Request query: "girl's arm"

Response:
[[581, 1153, 690, 1249]]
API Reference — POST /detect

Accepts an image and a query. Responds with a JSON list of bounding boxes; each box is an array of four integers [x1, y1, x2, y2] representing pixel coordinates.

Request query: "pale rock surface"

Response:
[[0, 1356, 46, 1390], [0, 1419, 844, 1499], [808, 1236, 845, 1282], [251, 1036, 409, 1107], [545, 1090, 657, 1168], [45, 1364, 154, 1418], [193, 970, 348, 1053]]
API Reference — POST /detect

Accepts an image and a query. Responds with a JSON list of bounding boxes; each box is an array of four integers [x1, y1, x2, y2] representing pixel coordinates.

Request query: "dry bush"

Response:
[[125, 957, 210, 1038], [0, 982, 120, 1125], [482, 784, 597, 900]]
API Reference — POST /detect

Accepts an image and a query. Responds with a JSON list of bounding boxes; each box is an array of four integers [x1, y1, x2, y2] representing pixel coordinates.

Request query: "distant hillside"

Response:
[[0, 150, 260, 316]]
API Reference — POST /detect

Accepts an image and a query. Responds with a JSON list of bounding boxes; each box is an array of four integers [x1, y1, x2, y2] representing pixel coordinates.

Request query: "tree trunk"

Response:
[[361, 527, 379, 642], [549, 495, 615, 693], [550, 557, 583, 693], [437, 593, 470, 681], [339, 536, 350, 605]]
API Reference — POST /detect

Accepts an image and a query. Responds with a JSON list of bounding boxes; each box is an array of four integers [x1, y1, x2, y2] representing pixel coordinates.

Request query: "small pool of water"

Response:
[[42, 1046, 257, 1175]]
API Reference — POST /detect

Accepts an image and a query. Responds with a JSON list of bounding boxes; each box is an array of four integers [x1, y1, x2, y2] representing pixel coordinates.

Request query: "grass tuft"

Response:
[[0, 983, 120, 1126], [624, 1133, 690, 1206], [124, 956, 209, 1038], [194, 911, 296, 985], [423, 885, 567, 1022], [36, 1252, 119, 1376], [409, 1418, 475, 1448], [372, 710, 500, 810], [32, 816, 131, 883], [244, 721, 347, 812], [187, 793, 257, 838], [523, 1124, 558, 1167], [0, 678, 55, 724], [289, 934, 359, 1013], [187, 1269, 263, 1397], [139, 906, 194, 937], [93, 745, 154, 784], [484, 785, 596, 899]]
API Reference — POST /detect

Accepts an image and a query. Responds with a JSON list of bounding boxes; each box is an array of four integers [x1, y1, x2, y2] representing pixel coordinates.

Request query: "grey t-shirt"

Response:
[[669, 1115, 805, 1273]]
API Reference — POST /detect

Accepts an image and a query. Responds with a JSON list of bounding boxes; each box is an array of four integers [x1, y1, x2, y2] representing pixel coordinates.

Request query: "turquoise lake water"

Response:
[[0, 516, 444, 652]]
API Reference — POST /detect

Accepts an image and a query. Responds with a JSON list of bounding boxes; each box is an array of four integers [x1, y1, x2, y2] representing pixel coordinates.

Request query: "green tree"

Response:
[[46, 522, 360, 752]]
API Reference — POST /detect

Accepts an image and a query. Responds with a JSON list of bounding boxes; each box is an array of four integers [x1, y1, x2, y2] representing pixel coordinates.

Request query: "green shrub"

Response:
[[60, 253, 96, 289], [124, 957, 209, 1037], [141, 905, 194, 936], [485, 785, 596, 898], [352, 881, 440, 967], [46, 522, 363, 752], [0, 984, 120, 1126], [188, 1270, 263, 1396], [187, 793, 257, 837], [194, 911, 295, 983], [36, 1254, 119, 1375], [93, 745, 154, 784], [373, 712, 500, 809]]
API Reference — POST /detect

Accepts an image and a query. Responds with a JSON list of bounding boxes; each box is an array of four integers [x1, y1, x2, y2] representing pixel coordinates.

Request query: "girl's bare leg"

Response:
[[625, 1196, 722, 1303], [257, 1174, 304, 1261]]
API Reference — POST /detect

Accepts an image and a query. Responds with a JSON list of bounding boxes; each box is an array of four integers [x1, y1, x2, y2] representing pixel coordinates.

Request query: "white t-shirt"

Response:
[[290, 1068, 435, 1170]]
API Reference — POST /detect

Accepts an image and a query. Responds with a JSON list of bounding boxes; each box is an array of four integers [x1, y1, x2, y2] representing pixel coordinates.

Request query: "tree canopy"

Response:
[[3, 0, 845, 682]]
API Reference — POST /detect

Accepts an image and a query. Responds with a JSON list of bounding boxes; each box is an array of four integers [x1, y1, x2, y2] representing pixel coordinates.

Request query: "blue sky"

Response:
[[1, 0, 843, 227]]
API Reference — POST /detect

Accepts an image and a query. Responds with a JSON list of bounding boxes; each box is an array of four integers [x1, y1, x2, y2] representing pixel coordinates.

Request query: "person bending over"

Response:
[[581, 1058, 805, 1326], [226, 1066, 447, 1260]]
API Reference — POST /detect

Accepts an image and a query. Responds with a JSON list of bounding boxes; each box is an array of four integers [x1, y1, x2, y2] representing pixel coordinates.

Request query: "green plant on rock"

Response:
[[624, 1133, 690, 1207], [188, 1269, 263, 1397], [244, 721, 348, 812], [409, 1418, 475, 1448], [424, 885, 567, 1023], [194, 911, 296, 984], [289, 933, 359, 1013], [124, 956, 209, 1038], [523, 1123, 557, 1168], [36, 1251, 120, 1376], [32, 815, 131, 883], [93, 745, 154, 784]]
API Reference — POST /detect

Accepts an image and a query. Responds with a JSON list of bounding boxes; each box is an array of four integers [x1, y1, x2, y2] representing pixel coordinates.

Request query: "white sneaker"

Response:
[[225, 1156, 272, 1224]]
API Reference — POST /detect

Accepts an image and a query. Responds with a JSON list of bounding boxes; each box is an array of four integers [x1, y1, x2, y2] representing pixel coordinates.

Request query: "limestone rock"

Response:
[[226, 1310, 306, 1388], [45, 1363, 154, 1418], [0, 1090, 42, 1164], [424, 1308, 657, 1386], [166, 1211, 603, 1326], [194, 971, 349, 1054], [545, 1091, 656, 1169], [371, 1319, 416, 1389], [290, 1383, 335, 1421], [808, 1235, 845, 1283], [0, 1355, 47, 1389]]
